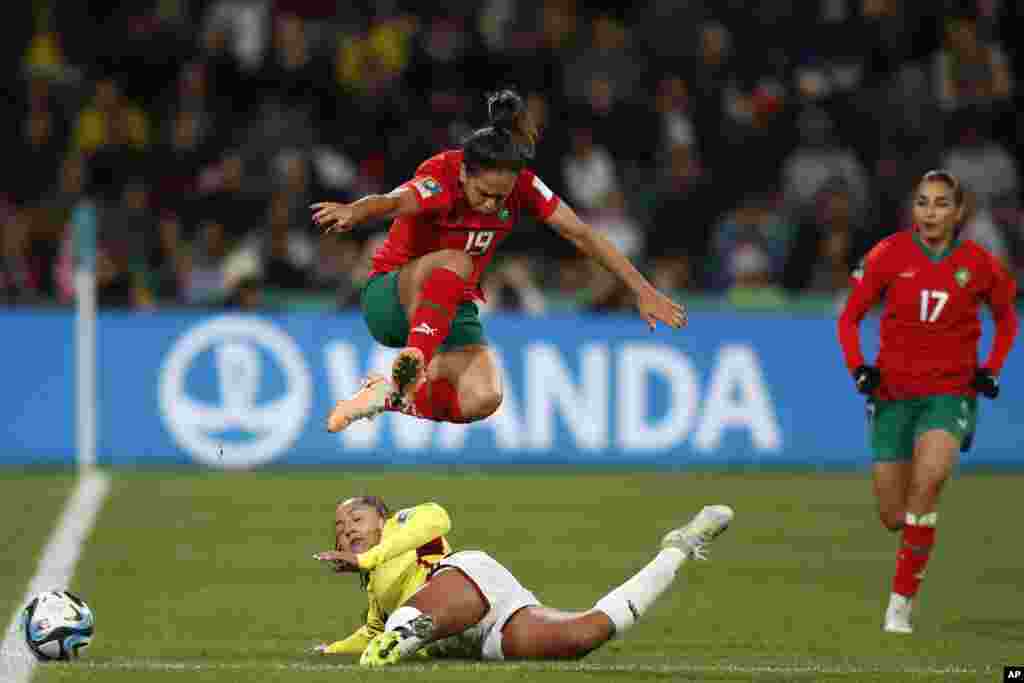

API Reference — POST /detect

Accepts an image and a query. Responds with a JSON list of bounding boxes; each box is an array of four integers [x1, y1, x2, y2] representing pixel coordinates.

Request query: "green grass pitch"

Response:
[[2, 470, 1020, 682]]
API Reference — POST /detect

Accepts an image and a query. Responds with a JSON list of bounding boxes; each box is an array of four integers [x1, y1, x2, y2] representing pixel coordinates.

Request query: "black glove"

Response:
[[853, 365, 880, 395], [971, 368, 1000, 399]]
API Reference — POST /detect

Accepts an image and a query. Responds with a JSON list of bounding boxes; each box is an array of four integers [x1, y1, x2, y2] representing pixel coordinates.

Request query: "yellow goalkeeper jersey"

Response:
[[324, 502, 452, 655]]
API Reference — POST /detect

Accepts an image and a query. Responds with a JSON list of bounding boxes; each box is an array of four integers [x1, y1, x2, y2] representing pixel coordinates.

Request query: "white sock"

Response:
[[383, 606, 434, 658], [594, 548, 686, 637]]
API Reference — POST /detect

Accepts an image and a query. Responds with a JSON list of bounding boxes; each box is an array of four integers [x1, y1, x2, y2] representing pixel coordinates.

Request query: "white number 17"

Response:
[[919, 289, 948, 322]]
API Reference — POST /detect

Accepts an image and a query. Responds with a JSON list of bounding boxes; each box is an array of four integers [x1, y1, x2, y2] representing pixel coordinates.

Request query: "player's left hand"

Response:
[[637, 287, 687, 331], [971, 368, 1000, 399], [311, 202, 356, 234], [313, 550, 360, 573]]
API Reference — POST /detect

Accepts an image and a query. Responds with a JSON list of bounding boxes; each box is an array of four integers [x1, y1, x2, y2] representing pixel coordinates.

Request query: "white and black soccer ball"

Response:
[[20, 590, 95, 661]]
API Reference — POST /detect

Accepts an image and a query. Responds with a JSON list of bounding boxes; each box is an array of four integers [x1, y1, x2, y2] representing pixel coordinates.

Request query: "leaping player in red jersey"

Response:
[[314, 90, 686, 431], [837, 170, 1018, 634]]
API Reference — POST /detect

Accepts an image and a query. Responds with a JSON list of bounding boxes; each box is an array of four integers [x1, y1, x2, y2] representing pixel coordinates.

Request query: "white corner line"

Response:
[[0, 470, 111, 682]]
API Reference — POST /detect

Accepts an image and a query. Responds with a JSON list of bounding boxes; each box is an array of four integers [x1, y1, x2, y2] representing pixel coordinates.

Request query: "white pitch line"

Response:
[[0, 470, 111, 682], [64, 659, 988, 677]]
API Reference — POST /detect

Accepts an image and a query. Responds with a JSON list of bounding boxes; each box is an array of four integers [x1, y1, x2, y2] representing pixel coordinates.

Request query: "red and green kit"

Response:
[[838, 229, 1018, 459], [839, 229, 1017, 401]]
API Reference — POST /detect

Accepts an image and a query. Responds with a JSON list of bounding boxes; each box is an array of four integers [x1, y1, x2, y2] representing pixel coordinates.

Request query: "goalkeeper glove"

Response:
[[853, 365, 880, 395], [971, 368, 999, 399]]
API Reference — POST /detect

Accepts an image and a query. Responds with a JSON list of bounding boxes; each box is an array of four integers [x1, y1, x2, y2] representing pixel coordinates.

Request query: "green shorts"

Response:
[[360, 271, 486, 351], [867, 395, 977, 462]]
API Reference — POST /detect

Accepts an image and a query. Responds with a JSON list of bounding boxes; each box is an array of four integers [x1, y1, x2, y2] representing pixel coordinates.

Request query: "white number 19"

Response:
[[919, 289, 948, 322], [464, 230, 495, 256]]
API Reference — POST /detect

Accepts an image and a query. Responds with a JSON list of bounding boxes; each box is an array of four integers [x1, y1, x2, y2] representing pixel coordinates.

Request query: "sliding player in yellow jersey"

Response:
[[311, 495, 733, 666]]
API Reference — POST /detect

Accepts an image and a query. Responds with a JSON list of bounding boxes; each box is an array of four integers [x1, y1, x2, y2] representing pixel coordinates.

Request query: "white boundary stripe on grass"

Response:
[[66, 660, 987, 677], [0, 471, 111, 682]]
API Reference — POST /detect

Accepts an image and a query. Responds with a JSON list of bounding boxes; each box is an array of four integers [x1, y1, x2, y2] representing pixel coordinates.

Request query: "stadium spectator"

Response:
[[71, 78, 149, 158], [784, 181, 867, 294], [480, 255, 546, 315], [263, 197, 313, 291], [182, 218, 231, 305], [941, 112, 1019, 209], [726, 242, 788, 310], [2, 3, 1020, 313], [708, 192, 796, 292], [562, 127, 617, 212], [933, 10, 1013, 113], [781, 107, 869, 222], [648, 142, 719, 287], [199, 152, 265, 240], [143, 212, 187, 304], [259, 13, 328, 114], [1, 207, 41, 304], [312, 233, 363, 309], [12, 77, 67, 205]]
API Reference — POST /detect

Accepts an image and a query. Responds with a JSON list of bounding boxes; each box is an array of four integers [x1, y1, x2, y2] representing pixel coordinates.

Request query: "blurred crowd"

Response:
[[2, 0, 1021, 313]]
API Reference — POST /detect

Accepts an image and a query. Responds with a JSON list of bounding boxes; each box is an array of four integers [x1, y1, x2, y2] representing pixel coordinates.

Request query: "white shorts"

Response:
[[428, 550, 539, 661]]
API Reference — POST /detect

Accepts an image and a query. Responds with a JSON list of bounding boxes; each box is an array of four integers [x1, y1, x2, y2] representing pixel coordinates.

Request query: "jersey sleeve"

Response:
[[322, 598, 384, 655], [981, 250, 1019, 373], [518, 171, 560, 221], [400, 157, 455, 213], [356, 502, 452, 571], [837, 241, 893, 373]]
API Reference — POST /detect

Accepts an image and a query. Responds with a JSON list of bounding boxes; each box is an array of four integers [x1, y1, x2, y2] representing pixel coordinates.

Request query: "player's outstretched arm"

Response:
[[312, 186, 421, 235], [545, 202, 686, 330]]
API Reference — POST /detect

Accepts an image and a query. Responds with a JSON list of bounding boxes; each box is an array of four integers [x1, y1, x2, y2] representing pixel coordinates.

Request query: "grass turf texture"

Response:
[[0, 471, 76, 626], [2, 470, 1018, 682]]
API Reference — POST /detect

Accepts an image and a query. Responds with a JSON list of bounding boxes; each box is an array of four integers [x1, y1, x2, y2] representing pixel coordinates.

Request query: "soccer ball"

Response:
[[20, 590, 95, 661]]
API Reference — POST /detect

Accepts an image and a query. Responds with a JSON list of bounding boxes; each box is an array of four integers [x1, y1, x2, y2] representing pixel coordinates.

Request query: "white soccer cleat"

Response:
[[661, 504, 734, 560], [326, 374, 395, 432], [883, 593, 913, 634]]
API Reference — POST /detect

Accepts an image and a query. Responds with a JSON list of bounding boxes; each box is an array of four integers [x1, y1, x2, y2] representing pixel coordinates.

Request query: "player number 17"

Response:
[[919, 289, 948, 322]]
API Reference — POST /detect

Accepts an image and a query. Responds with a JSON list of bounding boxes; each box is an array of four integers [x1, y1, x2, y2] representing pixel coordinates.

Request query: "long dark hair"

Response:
[[462, 90, 538, 175]]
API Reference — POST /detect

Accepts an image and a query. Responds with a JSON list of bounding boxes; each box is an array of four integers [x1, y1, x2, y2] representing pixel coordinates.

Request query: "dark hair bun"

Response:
[[487, 90, 525, 132]]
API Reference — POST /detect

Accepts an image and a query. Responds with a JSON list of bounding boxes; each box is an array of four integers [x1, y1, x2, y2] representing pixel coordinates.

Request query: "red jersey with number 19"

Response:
[[837, 229, 1018, 400], [370, 150, 561, 296]]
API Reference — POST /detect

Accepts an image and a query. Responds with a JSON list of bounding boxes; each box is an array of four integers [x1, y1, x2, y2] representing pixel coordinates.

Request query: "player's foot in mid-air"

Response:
[[326, 374, 396, 432], [661, 505, 734, 560], [391, 347, 426, 405], [883, 593, 913, 634]]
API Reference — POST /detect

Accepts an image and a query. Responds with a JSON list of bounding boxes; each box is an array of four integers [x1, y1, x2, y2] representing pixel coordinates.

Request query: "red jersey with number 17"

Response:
[[370, 150, 561, 295], [837, 229, 1018, 400]]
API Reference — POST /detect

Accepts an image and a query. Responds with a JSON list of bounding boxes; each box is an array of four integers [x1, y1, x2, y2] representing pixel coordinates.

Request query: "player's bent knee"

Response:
[[471, 387, 502, 419], [433, 249, 474, 279]]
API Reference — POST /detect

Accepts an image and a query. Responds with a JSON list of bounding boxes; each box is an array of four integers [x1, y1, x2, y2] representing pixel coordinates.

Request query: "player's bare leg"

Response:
[[420, 345, 502, 421], [392, 249, 475, 404], [884, 430, 958, 634], [359, 567, 488, 666], [872, 462, 912, 532], [360, 506, 733, 666], [326, 346, 503, 431]]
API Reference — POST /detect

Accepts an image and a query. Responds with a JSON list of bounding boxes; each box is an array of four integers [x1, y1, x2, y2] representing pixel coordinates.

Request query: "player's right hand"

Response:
[[312, 202, 356, 234], [853, 365, 880, 395], [313, 550, 360, 573]]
